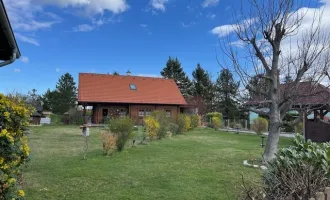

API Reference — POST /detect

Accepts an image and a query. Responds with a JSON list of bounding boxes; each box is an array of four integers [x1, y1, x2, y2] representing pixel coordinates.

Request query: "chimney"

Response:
[[126, 70, 131, 76]]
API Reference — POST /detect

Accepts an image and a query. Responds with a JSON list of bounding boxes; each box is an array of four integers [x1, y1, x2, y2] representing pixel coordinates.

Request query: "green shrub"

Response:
[[167, 122, 179, 135], [295, 122, 303, 134], [263, 135, 330, 199], [108, 117, 134, 151], [65, 108, 85, 125], [206, 112, 223, 121], [251, 117, 268, 135], [190, 115, 201, 129], [177, 114, 187, 134], [211, 117, 221, 130], [150, 111, 171, 139], [50, 114, 64, 125]]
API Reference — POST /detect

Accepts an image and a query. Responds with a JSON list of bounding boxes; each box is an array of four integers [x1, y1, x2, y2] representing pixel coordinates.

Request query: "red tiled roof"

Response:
[[78, 73, 187, 105], [246, 82, 330, 106]]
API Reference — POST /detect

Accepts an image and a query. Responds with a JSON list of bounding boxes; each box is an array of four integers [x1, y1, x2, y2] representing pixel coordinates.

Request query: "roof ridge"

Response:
[[79, 72, 174, 81]]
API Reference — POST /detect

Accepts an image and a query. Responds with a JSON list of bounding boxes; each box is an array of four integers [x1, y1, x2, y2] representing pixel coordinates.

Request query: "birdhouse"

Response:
[[80, 124, 91, 137]]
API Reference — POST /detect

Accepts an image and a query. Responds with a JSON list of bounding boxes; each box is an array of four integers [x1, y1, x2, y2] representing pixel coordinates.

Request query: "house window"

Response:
[[145, 109, 152, 116], [165, 109, 171, 117], [139, 109, 144, 117], [119, 108, 127, 118], [129, 84, 137, 90]]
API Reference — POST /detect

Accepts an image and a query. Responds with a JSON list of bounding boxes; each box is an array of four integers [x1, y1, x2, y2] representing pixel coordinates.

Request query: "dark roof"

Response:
[[246, 82, 330, 106], [31, 111, 41, 117], [0, 0, 21, 61], [78, 73, 187, 105]]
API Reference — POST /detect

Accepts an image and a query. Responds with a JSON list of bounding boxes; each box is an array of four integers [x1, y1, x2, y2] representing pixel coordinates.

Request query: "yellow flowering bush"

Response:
[[0, 94, 31, 199], [144, 116, 160, 140], [211, 117, 221, 130], [190, 115, 201, 129]]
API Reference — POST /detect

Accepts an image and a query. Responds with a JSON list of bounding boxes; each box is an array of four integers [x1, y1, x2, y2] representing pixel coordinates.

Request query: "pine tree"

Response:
[[214, 69, 240, 122], [161, 57, 193, 98], [192, 63, 214, 112], [51, 73, 77, 114]]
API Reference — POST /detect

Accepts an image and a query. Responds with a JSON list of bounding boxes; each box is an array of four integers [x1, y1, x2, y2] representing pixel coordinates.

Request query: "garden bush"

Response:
[[100, 132, 117, 156], [144, 116, 160, 140], [150, 111, 171, 139], [108, 117, 134, 151], [177, 114, 190, 134], [190, 115, 201, 129], [206, 112, 223, 121], [295, 122, 303, 134], [167, 122, 179, 135], [0, 94, 31, 199], [263, 135, 330, 199], [65, 108, 85, 125], [211, 117, 221, 130], [251, 117, 268, 135]]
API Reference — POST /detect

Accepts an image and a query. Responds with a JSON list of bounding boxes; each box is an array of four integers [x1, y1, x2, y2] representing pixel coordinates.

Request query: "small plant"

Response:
[[100, 132, 117, 156], [206, 112, 223, 121], [184, 115, 191, 132], [295, 122, 303, 134], [167, 122, 179, 135], [144, 116, 160, 140], [150, 111, 170, 139], [190, 115, 201, 129], [263, 135, 330, 199], [108, 117, 134, 151], [211, 116, 221, 130], [251, 117, 268, 135]]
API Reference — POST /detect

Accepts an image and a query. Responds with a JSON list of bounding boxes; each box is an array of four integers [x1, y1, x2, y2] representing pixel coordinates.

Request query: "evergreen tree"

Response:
[[51, 73, 77, 114], [214, 69, 240, 122], [284, 74, 293, 83], [41, 89, 54, 111], [113, 71, 120, 75], [192, 63, 214, 112], [161, 57, 193, 98]]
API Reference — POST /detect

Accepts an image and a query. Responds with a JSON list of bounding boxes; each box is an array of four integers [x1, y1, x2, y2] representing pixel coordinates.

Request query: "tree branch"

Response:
[[247, 107, 270, 117]]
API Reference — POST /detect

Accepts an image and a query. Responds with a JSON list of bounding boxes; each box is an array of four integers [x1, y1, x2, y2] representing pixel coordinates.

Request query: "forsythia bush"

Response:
[[251, 117, 268, 135], [0, 94, 31, 199], [184, 115, 191, 132], [144, 116, 160, 140], [177, 114, 191, 134], [190, 115, 201, 128], [206, 112, 223, 121], [100, 132, 117, 156], [211, 117, 221, 130]]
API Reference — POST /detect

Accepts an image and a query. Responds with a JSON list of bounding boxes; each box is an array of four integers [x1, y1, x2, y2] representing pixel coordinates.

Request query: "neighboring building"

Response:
[[246, 82, 330, 142], [0, 0, 21, 67], [78, 73, 187, 124], [30, 111, 41, 125]]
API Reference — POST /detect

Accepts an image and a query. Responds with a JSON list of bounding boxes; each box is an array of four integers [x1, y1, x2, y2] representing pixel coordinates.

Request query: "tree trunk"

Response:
[[263, 120, 281, 162]]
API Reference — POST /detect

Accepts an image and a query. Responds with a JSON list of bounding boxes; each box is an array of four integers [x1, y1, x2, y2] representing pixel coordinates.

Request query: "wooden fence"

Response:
[[310, 187, 330, 200]]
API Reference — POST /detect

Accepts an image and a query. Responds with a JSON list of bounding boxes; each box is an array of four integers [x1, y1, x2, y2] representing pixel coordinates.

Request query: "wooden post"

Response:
[[303, 113, 306, 138], [83, 105, 87, 124], [316, 192, 325, 200], [325, 187, 330, 200]]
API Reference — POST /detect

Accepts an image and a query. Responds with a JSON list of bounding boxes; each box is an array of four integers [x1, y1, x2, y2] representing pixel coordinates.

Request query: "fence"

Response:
[[310, 187, 330, 200]]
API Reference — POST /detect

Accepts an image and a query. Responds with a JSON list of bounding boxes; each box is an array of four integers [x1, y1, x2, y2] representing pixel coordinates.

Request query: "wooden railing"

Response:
[[310, 187, 330, 200]]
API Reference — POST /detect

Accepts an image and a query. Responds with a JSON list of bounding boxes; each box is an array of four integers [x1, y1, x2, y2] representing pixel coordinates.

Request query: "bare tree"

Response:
[[221, 0, 330, 162]]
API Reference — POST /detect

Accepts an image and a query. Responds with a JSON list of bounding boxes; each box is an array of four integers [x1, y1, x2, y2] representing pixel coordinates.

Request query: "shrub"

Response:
[[100, 132, 117, 156], [108, 117, 134, 151], [150, 111, 170, 139], [190, 115, 201, 129], [263, 135, 330, 199], [211, 117, 221, 130], [144, 116, 160, 140], [50, 114, 64, 125], [295, 122, 303, 134], [0, 94, 31, 199], [66, 108, 85, 125], [251, 117, 268, 135], [167, 122, 179, 135], [177, 114, 190, 134], [206, 112, 223, 121]]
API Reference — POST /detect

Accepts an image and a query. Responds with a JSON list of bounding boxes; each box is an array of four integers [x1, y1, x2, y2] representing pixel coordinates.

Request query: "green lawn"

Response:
[[23, 125, 292, 200]]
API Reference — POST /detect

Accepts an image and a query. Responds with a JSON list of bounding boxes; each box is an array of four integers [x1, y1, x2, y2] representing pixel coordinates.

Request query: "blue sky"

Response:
[[0, 0, 325, 94]]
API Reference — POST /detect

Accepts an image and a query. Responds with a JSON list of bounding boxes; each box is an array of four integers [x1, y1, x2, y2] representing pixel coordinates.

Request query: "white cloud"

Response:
[[202, 0, 220, 8], [181, 21, 198, 28], [211, 18, 256, 37], [33, 0, 129, 15], [4, 0, 129, 45], [73, 24, 95, 32], [13, 68, 21, 73], [140, 24, 148, 28], [55, 68, 60, 72], [15, 33, 40, 46], [206, 13, 216, 19], [149, 0, 169, 12], [20, 56, 29, 63]]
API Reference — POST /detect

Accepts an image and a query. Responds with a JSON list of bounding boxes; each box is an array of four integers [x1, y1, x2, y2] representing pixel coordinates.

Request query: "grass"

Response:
[[23, 125, 292, 200]]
